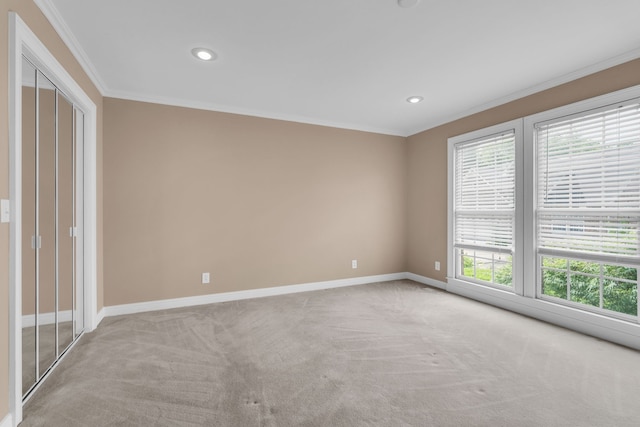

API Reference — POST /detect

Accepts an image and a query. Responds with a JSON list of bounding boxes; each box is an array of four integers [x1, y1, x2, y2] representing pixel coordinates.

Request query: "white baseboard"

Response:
[[22, 310, 73, 328], [103, 273, 407, 318], [447, 277, 640, 351], [405, 272, 447, 290], [0, 413, 12, 427], [95, 308, 105, 327], [95, 271, 640, 351]]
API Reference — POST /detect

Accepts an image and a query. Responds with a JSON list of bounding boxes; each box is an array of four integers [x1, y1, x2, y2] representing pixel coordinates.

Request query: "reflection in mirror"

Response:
[[22, 57, 37, 396], [58, 92, 74, 355], [37, 70, 57, 379], [73, 108, 85, 336], [21, 56, 85, 399]]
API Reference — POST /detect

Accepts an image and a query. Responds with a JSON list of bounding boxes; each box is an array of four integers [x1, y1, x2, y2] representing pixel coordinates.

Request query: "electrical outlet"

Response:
[[202, 272, 210, 284], [352, 260, 358, 269], [435, 261, 441, 271]]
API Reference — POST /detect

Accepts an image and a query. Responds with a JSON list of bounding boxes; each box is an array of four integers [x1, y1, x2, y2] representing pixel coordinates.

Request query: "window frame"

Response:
[[536, 254, 638, 322], [524, 93, 640, 321], [447, 86, 640, 329], [447, 119, 524, 295]]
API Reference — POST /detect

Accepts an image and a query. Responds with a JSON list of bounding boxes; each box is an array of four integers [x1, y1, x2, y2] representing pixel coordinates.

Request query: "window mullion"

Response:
[[599, 264, 604, 309], [566, 259, 571, 302]]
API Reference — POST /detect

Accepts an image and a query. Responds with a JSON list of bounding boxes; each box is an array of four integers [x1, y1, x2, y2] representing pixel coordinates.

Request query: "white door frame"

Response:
[[8, 12, 98, 426]]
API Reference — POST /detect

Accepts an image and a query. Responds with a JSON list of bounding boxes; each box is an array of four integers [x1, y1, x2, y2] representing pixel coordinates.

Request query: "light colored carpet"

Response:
[[21, 280, 640, 426]]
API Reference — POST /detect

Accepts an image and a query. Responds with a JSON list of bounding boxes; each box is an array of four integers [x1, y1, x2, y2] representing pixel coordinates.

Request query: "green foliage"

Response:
[[494, 263, 512, 286], [604, 280, 637, 316], [569, 274, 600, 307], [542, 257, 637, 316], [462, 253, 512, 287], [463, 253, 637, 317], [463, 256, 473, 274], [542, 269, 567, 299]]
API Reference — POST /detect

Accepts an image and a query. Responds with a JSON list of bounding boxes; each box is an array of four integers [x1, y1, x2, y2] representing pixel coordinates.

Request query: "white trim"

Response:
[[82, 99, 98, 332], [447, 139, 454, 280], [443, 84, 640, 352], [27, 0, 640, 138], [523, 84, 640, 130], [0, 414, 13, 427], [522, 101, 537, 299], [32, 1, 640, 138], [103, 89, 403, 137], [96, 269, 640, 353], [95, 308, 105, 327], [9, 13, 98, 427], [405, 272, 447, 290], [447, 278, 640, 351], [408, 47, 640, 136], [33, 0, 398, 136], [513, 120, 525, 297], [103, 273, 406, 317], [8, 13, 23, 426], [22, 310, 73, 328], [32, 0, 399, 136], [447, 119, 524, 292], [522, 84, 640, 320], [105, 46, 640, 138], [33, 0, 107, 95]]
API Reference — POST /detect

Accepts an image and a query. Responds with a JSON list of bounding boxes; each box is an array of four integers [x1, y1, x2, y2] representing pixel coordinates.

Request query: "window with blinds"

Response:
[[453, 131, 515, 287], [536, 100, 640, 318]]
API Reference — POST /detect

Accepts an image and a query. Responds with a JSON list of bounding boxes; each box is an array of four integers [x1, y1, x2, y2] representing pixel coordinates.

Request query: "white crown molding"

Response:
[[89, 44, 640, 138], [103, 273, 408, 318], [31, 0, 399, 135], [33, 0, 400, 135], [33, 0, 640, 139], [104, 88, 405, 137], [407, 46, 640, 137], [34, 0, 108, 95]]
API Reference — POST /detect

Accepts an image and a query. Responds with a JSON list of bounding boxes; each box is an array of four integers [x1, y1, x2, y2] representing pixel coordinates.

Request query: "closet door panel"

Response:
[[58, 92, 75, 354], [21, 58, 37, 395], [37, 72, 57, 376], [73, 108, 84, 336], [21, 56, 86, 399]]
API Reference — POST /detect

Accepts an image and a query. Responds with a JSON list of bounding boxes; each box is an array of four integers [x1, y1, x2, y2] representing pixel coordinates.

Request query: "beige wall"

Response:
[[0, 0, 103, 419], [3, 1, 640, 421], [406, 58, 640, 281], [103, 99, 407, 305]]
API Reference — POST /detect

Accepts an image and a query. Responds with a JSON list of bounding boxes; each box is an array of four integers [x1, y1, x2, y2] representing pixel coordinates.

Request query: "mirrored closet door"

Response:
[[21, 56, 85, 398]]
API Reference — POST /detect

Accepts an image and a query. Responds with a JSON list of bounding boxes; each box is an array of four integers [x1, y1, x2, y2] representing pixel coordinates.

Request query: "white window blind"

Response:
[[536, 101, 640, 262], [454, 131, 515, 253]]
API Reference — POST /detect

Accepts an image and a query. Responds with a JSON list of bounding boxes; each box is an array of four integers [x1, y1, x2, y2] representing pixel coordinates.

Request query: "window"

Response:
[[448, 87, 640, 328], [449, 120, 522, 289], [534, 101, 640, 319]]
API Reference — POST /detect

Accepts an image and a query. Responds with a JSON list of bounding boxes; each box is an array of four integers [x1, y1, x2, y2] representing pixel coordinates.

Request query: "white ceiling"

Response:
[[43, 0, 640, 137]]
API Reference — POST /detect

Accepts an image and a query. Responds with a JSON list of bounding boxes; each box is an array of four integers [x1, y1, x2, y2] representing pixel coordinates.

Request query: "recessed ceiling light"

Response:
[[191, 47, 217, 61], [398, 0, 420, 8], [407, 96, 424, 104]]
